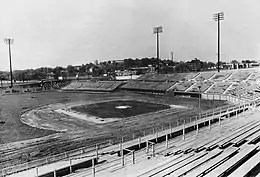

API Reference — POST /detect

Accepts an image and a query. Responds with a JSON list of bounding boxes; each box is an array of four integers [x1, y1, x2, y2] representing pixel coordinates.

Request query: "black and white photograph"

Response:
[[0, 0, 260, 176]]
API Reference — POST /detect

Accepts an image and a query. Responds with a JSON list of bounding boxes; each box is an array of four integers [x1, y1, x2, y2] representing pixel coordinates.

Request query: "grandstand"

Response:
[[120, 69, 260, 101]]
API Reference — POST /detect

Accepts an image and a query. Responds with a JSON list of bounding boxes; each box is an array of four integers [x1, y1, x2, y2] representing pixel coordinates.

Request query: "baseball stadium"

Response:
[[1, 68, 260, 177]]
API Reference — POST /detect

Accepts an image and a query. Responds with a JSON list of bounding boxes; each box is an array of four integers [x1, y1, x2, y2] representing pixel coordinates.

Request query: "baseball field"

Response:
[[0, 90, 229, 169]]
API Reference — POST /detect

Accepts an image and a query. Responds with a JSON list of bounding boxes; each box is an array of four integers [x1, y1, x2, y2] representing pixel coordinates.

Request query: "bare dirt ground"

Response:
[[0, 91, 229, 169]]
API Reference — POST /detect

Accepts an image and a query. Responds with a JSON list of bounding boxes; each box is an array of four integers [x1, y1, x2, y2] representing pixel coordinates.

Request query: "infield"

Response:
[[71, 100, 171, 118]]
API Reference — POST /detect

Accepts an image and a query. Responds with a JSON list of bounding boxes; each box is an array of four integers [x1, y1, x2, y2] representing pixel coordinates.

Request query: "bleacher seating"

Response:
[[225, 81, 260, 100], [121, 81, 158, 90], [207, 82, 232, 94], [120, 81, 175, 92], [168, 81, 194, 92], [195, 72, 215, 81], [211, 72, 232, 82], [137, 73, 199, 82], [117, 71, 260, 101], [144, 74, 171, 82], [167, 73, 190, 82], [188, 81, 214, 92], [248, 71, 260, 81], [228, 71, 252, 82], [185, 72, 200, 80], [62, 81, 122, 92], [62, 81, 82, 90], [51, 81, 70, 89], [136, 74, 171, 82], [154, 82, 176, 91]]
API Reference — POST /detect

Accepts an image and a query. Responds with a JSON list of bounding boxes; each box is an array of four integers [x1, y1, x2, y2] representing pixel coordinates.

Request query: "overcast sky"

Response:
[[0, 0, 260, 70]]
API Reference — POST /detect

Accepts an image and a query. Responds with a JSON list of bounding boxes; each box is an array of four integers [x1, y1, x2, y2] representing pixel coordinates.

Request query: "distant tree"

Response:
[[53, 66, 65, 79], [231, 60, 239, 64], [175, 63, 190, 73], [66, 65, 76, 77]]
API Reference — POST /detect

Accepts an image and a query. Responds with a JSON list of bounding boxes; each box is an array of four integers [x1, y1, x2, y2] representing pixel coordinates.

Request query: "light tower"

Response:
[[153, 26, 163, 74], [213, 12, 224, 72], [171, 52, 174, 61], [4, 38, 14, 88]]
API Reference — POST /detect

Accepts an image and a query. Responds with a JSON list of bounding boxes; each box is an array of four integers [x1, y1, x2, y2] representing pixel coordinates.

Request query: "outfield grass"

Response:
[[71, 100, 170, 118]]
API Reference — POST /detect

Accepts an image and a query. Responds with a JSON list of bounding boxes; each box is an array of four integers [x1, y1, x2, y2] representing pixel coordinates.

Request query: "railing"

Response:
[[1, 141, 110, 176]]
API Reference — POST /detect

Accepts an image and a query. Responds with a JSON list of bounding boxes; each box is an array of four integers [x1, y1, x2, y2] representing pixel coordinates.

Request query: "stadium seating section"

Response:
[[5, 69, 260, 101], [62, 80, 123, 92], [122, 69, 260, 100], [195, 72, 215, 81], [137, 74, 172, 82], [188, 81, 214, 92], [168, 81, 194, 92], [42, 81, 70, 90], [120, 81, 175, 92], [1, 81, 70, 94], [207, 82, 232, 94], [167, 73, 190, 82], [211, 72, 232, 81], [248, 71, 260, 81], [227, 71, 252, 82]]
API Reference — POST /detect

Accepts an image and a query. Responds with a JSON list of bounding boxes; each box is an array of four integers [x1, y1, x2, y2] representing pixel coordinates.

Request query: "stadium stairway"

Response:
[[204, 83, 215, 93], [225, 72, 233, 81], [223, 83, 234, 95], [208, 73, 216, 80], [166, 82, 178, 92], [244, 72, 254, 81], [193, 73, 201, 81], [184, 82, 197, 92]]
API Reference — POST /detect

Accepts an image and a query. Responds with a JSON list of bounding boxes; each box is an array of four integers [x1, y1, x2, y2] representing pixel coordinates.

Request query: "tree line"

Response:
[[0, 57, 252, 82]]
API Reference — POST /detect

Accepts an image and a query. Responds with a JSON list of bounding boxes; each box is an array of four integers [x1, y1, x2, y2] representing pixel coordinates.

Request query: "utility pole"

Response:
[[153, 26, 163, 74], [4, 38, 14, 88], [213, 12, 224, 72]]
